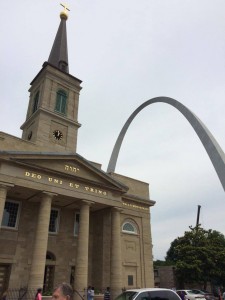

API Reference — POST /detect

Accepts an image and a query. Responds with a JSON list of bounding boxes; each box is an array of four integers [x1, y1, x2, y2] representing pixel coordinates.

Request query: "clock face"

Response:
[[53, 130, 63, 140]]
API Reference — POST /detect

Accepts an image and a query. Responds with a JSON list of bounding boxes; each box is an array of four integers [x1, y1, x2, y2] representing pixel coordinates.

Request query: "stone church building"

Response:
[[0, 6, 155, 300]]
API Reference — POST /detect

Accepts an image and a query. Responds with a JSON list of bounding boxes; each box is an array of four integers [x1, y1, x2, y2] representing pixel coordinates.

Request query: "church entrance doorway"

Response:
[[43, 252, 55, 293], [0, 264, 11, 295]]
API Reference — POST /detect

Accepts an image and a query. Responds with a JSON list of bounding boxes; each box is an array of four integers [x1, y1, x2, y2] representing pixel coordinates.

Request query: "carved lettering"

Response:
[[69, 183, 79, 189], [25, 171, 42, 180], [65, 164, 80, 173], [123, 202, 148, 211], [24, 170, 108, 197], [84, 186, 107, 196], [48, 177, 62, 185]]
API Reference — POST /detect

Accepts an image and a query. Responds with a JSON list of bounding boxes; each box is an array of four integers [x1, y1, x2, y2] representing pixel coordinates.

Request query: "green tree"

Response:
[[153, 260, 172, 267], [165, 225, 225, 289]]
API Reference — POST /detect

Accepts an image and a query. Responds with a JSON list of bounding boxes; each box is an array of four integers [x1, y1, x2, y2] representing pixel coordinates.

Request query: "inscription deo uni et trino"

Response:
[[24, 171, 107, 196]]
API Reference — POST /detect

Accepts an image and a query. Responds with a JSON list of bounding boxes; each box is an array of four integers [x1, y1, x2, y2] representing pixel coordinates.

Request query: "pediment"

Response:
[[0, 151, 128, 193]]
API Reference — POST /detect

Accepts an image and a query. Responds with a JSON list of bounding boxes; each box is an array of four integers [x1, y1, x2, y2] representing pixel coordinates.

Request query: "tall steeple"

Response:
[[48, 4, 70, 73], [21, 4, 82, 153]]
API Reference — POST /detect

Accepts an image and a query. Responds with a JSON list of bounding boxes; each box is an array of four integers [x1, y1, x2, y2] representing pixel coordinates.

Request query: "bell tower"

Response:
[[21, 5, 82, 153]]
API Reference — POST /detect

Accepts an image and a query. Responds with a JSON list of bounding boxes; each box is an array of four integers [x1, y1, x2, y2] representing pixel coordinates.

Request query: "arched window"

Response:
[[55, 89, 67, 114], [122, 219, 138, 235], [32, 91, 39, 113]]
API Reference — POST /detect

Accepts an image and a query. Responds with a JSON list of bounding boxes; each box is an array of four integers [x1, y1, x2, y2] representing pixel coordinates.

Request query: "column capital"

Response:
[[112, 206, 123, 213], [42, 191, 58, 199], [80, 199, 94, 206], [0, 182, 14, 190]]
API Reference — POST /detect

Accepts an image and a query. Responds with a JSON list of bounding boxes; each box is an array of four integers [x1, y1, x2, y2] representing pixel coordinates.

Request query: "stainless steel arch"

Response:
[[107, 96, 225, 192]]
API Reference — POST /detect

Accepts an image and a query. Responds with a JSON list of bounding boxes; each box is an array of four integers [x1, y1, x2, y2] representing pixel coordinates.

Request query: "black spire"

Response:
[[48, 8, 69, 73]]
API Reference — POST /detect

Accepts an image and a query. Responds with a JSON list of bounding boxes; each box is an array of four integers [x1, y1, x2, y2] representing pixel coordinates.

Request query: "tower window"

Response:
[[55, 89, 67, 114], [32, 91, 40, 113]]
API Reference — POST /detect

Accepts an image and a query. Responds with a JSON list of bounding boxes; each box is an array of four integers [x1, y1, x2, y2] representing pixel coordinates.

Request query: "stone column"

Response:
[[28, 192, 56, 289], [0, 183, 14, 227], [110, 207, 122, 300], [74, 200, 92, 300]]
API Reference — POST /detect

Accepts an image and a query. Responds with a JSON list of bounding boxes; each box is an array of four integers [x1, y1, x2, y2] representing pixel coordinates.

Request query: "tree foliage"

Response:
[[153, 260, 173, 267], [165, 225, 225, 288]]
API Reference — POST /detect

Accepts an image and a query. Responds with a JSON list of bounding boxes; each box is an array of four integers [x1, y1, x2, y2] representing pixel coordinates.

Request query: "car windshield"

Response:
[[187, 291, 198, 294], [191, 291, 202, 294], [191, 291, 212, 296], [115, 291, 138, 300]]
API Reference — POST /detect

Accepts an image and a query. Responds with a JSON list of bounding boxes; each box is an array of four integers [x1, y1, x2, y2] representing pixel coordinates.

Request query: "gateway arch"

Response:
[[107, 96, 225, 192]]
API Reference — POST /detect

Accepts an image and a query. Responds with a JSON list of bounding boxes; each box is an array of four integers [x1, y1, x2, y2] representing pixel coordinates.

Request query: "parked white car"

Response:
[[115, 288, 182, 300], [191, 289, 216, 300], [176, 290, 206, 300]]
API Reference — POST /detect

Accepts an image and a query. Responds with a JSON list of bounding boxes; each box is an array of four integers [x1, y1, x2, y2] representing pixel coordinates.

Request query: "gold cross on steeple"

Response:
[[60, 2, 70, 19], [60, 3, 70, 13]]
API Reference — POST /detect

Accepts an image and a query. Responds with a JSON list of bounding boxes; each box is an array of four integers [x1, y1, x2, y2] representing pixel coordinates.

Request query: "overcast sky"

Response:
[[1, 1, 225, 261]]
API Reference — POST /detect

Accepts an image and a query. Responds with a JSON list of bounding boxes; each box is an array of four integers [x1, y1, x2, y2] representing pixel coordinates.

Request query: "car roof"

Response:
[[125, 288, 177, 293], [177, 290, 193, 292]]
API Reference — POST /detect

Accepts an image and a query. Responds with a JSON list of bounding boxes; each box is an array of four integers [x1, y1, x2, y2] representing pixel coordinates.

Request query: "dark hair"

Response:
[[53, 283, 73, 299], [35, 288, 42, 299]]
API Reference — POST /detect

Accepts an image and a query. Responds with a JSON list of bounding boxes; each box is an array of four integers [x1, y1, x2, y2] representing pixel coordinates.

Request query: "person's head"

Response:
[[52, 283, 73, 300], [37, 289, 42, 294]]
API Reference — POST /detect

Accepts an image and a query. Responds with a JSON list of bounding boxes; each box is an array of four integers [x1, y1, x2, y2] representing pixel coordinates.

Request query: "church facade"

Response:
[[0, 7, 155, 300]]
